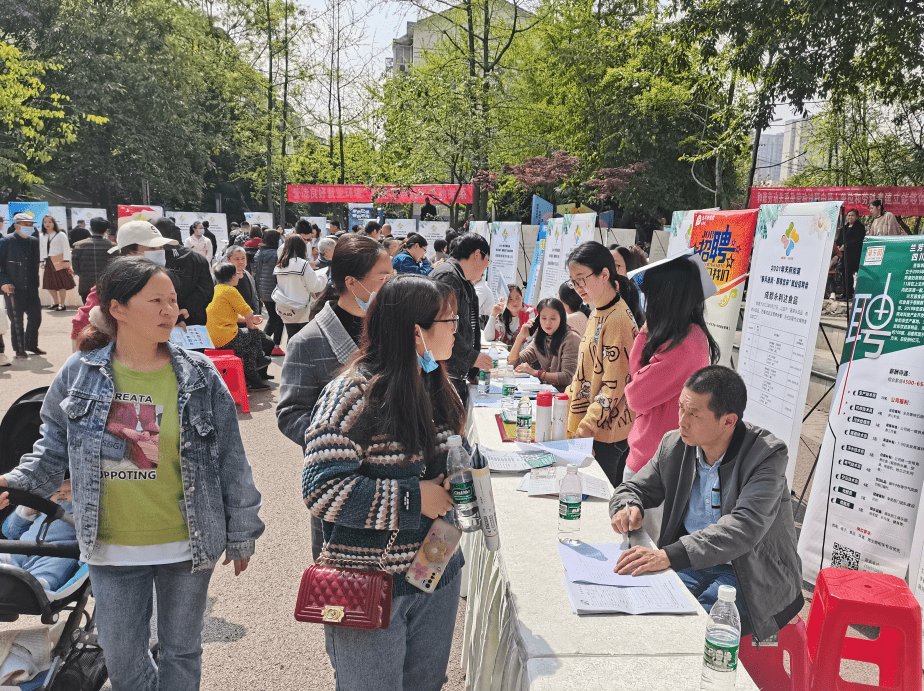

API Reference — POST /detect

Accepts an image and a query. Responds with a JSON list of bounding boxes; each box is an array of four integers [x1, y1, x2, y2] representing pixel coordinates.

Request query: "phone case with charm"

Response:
[[405, 517, 463, 592]]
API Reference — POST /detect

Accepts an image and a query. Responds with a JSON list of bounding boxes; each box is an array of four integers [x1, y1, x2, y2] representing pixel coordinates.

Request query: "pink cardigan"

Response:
[[624, 326, 711, 473]]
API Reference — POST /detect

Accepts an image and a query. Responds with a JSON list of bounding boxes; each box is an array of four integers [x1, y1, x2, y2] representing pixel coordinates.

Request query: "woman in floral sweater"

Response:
[[564, 242, 639, 487], [302, 274, 466, 691]]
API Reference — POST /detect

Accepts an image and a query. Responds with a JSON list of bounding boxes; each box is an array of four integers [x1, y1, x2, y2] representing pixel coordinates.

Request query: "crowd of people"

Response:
[[0, 208, 844, 690]]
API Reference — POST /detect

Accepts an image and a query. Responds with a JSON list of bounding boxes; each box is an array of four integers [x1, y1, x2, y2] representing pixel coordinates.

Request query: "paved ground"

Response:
[[0, 305, 882, 688], [0, 307, 468, 691]]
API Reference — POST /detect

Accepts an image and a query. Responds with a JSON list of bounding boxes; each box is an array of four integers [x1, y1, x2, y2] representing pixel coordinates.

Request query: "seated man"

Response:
[[610, 365, 803, 641]]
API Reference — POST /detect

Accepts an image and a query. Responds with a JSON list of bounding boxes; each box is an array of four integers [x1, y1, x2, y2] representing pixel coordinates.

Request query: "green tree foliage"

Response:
[[0, 41, 88, 196]]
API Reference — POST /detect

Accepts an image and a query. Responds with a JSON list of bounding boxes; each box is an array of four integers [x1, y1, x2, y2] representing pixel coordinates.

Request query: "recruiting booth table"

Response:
[[460, 400, 758, 691]]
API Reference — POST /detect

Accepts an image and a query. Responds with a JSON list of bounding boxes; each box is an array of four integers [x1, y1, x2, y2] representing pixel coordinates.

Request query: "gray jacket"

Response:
[[276, 301, 358, 449], [610, 422, 803, 641]]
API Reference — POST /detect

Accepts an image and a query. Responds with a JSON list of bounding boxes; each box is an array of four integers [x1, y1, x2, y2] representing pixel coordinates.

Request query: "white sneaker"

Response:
[[0, 353, 10, 367]]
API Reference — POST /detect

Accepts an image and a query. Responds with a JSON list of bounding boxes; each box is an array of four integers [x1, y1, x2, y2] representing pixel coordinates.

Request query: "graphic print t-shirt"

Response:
[[95, 359, 190, 559]]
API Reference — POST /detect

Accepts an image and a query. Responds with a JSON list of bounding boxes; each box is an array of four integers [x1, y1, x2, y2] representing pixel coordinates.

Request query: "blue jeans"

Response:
[[88, 561, 213, 691], [325, 573, 461, 691], [676, 565, 750, 632]]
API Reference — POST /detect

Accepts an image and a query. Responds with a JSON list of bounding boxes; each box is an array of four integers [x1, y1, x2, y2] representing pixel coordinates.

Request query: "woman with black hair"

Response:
[[623, 257, 719, 481], [277, 235, 393, 559], [303, 273, 465, 690], [392, 232, 433, 274], [483, 284, 537, 346], [206, 262, 269, 390], [272, 234, 327, 339], [253, 230, 284, 351], [558, 281, 590, 337], [506, 297, 580, 392], [564, 241, 639, 487]]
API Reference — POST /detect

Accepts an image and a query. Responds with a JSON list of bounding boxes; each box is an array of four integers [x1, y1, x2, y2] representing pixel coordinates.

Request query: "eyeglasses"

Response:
[[432, 316, 460, 332], [567, 272, 598, 289]]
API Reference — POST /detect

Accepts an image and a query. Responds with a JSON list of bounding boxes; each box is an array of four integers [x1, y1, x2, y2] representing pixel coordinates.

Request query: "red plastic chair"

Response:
[[740, 616, 811, 691], [806, 568, 922, 691], [204, 349, 250, 414]]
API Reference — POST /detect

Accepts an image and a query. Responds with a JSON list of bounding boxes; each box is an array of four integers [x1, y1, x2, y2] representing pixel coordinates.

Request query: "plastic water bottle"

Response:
[[501, 366, 517, 418], [558, 465, 581, 544], [700, 585, 741, 690], [516, 393, 532, 442], [477, 367, 491, 395], [446, 435, 480, 532]]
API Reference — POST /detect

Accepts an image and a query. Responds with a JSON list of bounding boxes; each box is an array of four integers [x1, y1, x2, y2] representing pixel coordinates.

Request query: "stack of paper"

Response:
[[558, 542, 651, 587], [517, 467, 611, 500], [515, 438, 594, 467], [482, 449, 557, 472], [170, 325, 214, 350]]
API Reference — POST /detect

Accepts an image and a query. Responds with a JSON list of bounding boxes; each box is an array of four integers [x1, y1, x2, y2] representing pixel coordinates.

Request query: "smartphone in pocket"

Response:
[[405, 517, 463, 593]]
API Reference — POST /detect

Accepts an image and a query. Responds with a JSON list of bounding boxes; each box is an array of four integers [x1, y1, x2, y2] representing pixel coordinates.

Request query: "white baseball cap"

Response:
[[109, 220, 178, 254]]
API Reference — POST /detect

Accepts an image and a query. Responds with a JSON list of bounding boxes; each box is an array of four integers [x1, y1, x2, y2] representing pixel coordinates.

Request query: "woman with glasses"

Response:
[[302, 274, 466, 690], [564, 241, 639, 487]]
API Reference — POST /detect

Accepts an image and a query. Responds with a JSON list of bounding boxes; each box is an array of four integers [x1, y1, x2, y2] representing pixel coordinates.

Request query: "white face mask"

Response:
[[144, 250, 167, 266]]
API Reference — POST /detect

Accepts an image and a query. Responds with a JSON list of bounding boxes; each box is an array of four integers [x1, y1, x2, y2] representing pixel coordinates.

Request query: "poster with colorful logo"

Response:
[[736, 201, 842, 486], [524, 224, 548, 307], [800, 236, 924, 588], [689, 209, 759, 366], [488, 222, 521, 302], [8, 202, 48, 235], [243, 212, 273, 228], [385, 218, 416, 238], [469, 221, 488, 240], [117, 205, 164, 228], [418, 221, 450, 260], [69, 208, 107, 230], [201, 213, 228, 252], [537, 218, 567, 302], [174, 211, 201, 236], [48, 206, 68, 232]]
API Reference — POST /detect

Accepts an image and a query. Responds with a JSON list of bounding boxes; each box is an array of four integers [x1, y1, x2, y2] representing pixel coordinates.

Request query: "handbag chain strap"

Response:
[[317, 461, 428, 571]]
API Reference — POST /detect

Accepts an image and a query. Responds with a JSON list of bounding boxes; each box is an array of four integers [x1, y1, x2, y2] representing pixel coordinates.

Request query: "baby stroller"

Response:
[[0, 387, 107, 690]]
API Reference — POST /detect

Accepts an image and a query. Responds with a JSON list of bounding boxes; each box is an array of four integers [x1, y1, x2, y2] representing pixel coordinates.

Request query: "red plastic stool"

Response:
[[806, 568, 922, 691], [740, 616, 811, 691], [204, 350, 250, 414]]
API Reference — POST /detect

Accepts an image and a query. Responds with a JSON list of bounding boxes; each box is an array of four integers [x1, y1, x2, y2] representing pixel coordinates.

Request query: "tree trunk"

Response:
[[279, 0, 289, 226]]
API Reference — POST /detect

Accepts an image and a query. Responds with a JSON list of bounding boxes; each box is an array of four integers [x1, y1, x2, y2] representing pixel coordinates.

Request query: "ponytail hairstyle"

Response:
[[529, 297, 569, 357], [77, 257, 171, 351], [500, 285, 523, 338], [567, 241, 644, 326], [640, 258, 719, 367], [400, 232, 428, 254], [349, 274, 466, 467], [309, 234, 387, 321], [558, 281, 590, 317]]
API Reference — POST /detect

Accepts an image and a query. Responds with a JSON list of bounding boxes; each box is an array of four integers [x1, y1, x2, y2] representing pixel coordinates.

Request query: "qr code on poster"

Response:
[[832, 542, 861, 570]]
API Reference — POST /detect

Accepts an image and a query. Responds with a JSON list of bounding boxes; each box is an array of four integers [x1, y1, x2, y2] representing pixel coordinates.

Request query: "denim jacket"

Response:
[[1, 343, 265, 572]]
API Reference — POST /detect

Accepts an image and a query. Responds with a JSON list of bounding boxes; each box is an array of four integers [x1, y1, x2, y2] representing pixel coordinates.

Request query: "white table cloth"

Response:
[[461, 404, 757, 691]]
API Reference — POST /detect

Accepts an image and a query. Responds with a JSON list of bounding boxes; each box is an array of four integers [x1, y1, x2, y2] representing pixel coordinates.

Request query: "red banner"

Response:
[[749, 187, 924, 216], [287, 184, 473, 205]]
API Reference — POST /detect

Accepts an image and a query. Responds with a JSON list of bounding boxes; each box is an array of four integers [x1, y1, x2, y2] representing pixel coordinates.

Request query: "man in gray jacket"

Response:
[[610, 366, 803, 641]]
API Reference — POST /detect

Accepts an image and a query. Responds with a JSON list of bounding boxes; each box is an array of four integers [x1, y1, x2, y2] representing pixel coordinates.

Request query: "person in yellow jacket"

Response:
[[564, 241, 639, 487]]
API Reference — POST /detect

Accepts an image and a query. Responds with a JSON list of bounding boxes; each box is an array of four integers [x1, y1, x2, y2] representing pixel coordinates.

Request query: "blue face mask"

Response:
[[350, 281, 376, 313], [417, 332, 439, 373]]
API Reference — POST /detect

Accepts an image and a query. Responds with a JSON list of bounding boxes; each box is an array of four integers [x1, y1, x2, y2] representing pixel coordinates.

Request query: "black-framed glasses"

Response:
[[432, 316, 460, 332], [567, 272, 598, 289]]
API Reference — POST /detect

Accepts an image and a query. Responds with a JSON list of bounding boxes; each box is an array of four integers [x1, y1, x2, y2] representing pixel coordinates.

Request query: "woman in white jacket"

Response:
[[39, 215, 75, 311], [273, 234, 327, 339]]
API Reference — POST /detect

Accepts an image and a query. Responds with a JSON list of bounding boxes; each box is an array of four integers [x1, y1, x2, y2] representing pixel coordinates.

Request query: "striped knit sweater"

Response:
[[302, 371, 463, 597]]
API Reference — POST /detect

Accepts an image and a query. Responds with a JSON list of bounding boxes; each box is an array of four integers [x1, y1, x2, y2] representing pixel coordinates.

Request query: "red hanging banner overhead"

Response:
[[749, 186, 924, 216], [287, 184, 474, 205]]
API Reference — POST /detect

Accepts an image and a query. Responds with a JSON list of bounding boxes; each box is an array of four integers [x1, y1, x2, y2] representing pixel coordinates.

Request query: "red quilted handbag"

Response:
[[294, 530, 398, 630]]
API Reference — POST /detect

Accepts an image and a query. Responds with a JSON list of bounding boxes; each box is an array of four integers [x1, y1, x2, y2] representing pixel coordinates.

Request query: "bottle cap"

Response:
[[537, 391, 553, 406], [717, 585, 736, 602], [566, 463, 578, 473], [520, 392, 530, 401], [554, 393, 569, 401], [447, 435, 463, 447]]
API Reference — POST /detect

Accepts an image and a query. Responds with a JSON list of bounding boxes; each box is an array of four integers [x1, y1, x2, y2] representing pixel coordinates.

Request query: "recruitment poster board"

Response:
[[537, 218, 567, 301], [385, 218, 416, 238], [70, 208, 107, 229], [174, 211, 201, 236], [737, 201, 842, 487], [800, 236, 924, 585], [488, 222, 520, 302], [48, 206, 68, 231], [244, 212, 273, 228], [8, 202, 49, 235], [648, 230, 670, 262], [117, 205, 163, 227], [469, 221, 488, 239], [669, 210, 697, 256], [201, 213, 229, 252], [689, 209, 758, 367], [418, 221, 449, 259], [531, 195, 554, 225], [524, 223, 547, 307], [347, 204, 375, 231]]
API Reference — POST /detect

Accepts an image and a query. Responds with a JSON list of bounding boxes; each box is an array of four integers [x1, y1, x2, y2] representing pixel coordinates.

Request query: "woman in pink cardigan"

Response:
[[624, 256, 719, 483]]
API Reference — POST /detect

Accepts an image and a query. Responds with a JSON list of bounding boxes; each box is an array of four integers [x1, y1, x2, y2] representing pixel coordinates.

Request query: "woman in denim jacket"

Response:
[[0, 257, 265, 691]]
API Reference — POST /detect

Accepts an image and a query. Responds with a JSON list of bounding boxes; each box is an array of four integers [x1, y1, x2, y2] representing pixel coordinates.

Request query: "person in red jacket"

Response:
[[624, 255, 719, 533]]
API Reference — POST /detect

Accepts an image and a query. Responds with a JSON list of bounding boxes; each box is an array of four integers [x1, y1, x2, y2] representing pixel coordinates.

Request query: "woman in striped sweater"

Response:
[[302, 274, 466, 691]]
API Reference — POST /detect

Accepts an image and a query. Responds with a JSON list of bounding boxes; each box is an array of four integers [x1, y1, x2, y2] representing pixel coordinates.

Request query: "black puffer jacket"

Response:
[[165, 246, 214, 326]]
